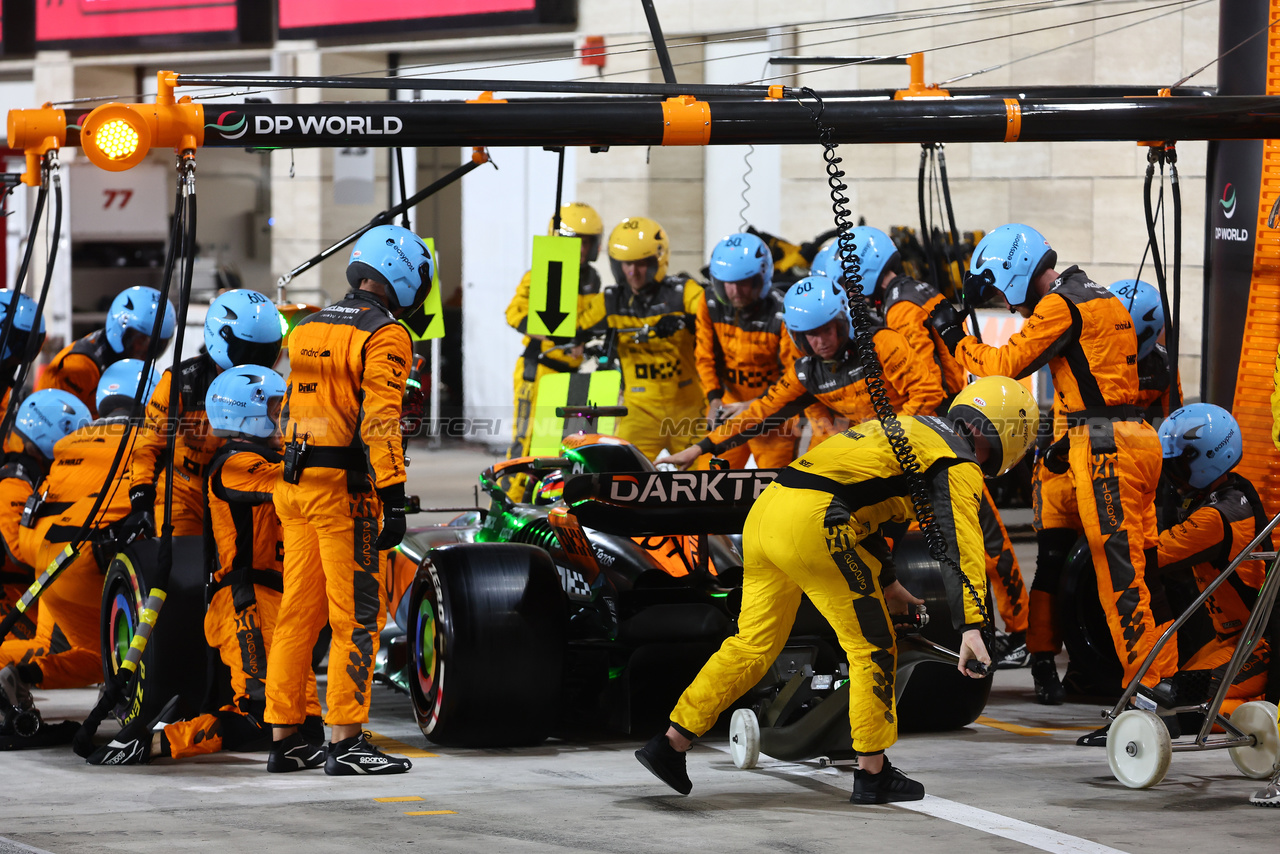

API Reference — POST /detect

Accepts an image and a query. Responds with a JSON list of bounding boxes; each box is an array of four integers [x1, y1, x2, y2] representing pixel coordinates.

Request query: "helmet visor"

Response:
[[960, 269, 996, 307], [710, 274, 765, 308], [222, 328, 282, 369]]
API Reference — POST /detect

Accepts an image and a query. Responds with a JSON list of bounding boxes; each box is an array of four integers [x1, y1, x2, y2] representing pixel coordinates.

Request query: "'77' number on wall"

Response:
[[102, 190, 133, 210]]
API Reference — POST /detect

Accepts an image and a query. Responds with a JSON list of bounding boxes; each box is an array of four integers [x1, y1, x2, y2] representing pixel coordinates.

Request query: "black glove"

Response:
[[119, 484, 156, 544], [928, 300, 967, 355], [1040, 435, 1071, 475], [375, 483, 408, 551], [652, 315, 686, 339]]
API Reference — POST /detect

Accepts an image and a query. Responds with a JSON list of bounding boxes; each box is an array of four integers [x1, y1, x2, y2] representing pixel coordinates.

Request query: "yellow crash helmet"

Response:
[[948, 376, 1040, 478], [608, 216, 669, 285], [549, 202, 603, 262]]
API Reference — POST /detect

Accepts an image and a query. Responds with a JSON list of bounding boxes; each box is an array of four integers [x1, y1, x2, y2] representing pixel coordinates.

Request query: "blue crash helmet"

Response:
[[105, 286, 176, 354], [14, 389, 91, 458], [206, 365, 287, 439], [1108, 279, 1164, 360], [204, 289, 283, 371], [1158, 403, 1242, 490], [96, 358, 160, 414], [0, 289, 47, 363], [967, 224, 1056, 310], [347, 224, 435, 316], [783, 276, 853, 356], [707, 232, 773, 306]]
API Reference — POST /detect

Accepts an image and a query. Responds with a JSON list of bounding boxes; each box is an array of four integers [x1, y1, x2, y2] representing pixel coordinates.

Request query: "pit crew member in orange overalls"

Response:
[[87, 366, 323, 766], [664, 276, 943, 469], [124, 289, 283, 542], [0, 363, 156, 727], [636, 377, 1037, 804], [263, 223, 428, 776], [929, 223, 1177, 722], [603, 216, 705, 460], [817, 229, 1030, 666], [38, 286, 175, 417], [695, 232, 799, 469]]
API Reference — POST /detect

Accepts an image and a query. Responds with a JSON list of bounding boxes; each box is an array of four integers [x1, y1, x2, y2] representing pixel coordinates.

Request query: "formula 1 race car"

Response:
[[386, 426, 993, 750]]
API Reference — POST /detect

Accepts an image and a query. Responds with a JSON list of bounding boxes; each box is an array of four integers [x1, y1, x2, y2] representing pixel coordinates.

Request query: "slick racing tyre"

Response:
[[409, 543, 567, 747], [893, 534, 994, 732], [100, 537, 209, 726]]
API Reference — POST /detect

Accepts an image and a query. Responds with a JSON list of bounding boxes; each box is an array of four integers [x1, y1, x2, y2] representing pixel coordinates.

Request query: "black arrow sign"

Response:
[[401, 306, 436, 339], [536, 260, 569, 334]]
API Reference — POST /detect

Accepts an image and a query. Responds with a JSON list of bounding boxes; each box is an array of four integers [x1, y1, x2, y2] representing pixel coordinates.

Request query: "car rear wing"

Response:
[[563, 469, 781, 535]]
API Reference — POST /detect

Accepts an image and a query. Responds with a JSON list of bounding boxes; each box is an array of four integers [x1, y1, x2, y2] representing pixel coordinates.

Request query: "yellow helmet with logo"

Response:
[[548, 202, 603, 262], [947, 376, 1040, 478], [608, 216, 669, 285]]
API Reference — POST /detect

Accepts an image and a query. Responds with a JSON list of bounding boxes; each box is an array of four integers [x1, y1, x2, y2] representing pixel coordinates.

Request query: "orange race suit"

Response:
[[877, 274, 1027, 636], [163, 441, 321, 758], [604, 277, 706, 460], [37, 330, 122, 418], [692, 326, 944, 458], [0, 452, 44, 640], [1, 417, 136, 688], [953, 266, 1174, 686], [264, 289, 408, 729], [130, 354, 224, 537], [1153, 474, 1270, 714], [505, 265, 606, 459], [695, 288, 800, 468], [670, 416, 988, 753], [878, 274, 968, 399]]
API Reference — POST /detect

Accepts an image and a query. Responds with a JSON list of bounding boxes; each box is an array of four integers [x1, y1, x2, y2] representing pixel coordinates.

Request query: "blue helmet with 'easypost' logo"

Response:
[[105, 286, 175, 354], [783, 276, 853, 356], [347, 224, 435, 316], [96, 358, 160, 415], [14, 390, 90, 459], [1108, 279, 1164, 360], [206, 365, 287, 439], [967, 223, 1056, 310], [708, 232, 773, 306], [1158, 403, 1242, 490], [204, 289, 283, 371]]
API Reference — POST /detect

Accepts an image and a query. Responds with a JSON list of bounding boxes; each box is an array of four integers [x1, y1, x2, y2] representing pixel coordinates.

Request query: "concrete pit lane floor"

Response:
[[0, 444, 1275, 854]]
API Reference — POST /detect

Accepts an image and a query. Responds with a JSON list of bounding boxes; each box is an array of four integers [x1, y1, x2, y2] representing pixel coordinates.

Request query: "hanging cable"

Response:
[[0, 178, 49, 381], [792, 88, 991, 650], [73, 150, 200, 756], [1167, 142, 1183, 412]]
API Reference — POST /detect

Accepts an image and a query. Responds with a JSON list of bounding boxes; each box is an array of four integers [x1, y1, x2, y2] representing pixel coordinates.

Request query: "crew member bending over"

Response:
[[636, 377, 1037, 803]]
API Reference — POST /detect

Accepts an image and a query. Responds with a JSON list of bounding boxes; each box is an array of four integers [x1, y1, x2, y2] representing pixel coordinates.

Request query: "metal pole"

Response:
[[639, 0, 677, 85], [429, 336, 442, 450]]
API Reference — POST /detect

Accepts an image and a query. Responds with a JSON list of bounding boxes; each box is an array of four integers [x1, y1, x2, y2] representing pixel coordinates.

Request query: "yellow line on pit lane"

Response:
[[975, 715, 1100, 736], [364, 729, 439, 758], [375, 796, 424, 802]]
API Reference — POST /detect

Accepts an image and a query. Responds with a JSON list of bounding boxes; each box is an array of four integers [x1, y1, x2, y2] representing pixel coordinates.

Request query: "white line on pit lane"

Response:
[[707, 747, 1131, 854]]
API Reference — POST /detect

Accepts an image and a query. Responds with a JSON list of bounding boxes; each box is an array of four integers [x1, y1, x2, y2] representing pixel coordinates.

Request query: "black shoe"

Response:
[[850, 759, 925, 804], [268, 732, 326, 772], [634, 733, 692, 795], [1031, 655, 1065, 706], [87, 695, 180, 766], [324, 732, 412, 776], [1076, 711, 1180, 747], [994, 637, 1030, 670]]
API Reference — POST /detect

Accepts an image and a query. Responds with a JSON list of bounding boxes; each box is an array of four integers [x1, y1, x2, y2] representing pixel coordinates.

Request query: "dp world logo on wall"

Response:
[[1220, 183, 1237, 219]]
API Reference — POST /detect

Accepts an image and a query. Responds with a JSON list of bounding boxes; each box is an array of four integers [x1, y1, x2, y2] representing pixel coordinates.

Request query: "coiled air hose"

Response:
[[1142, 144, 1182, 412], [794, 88, 990, 633]]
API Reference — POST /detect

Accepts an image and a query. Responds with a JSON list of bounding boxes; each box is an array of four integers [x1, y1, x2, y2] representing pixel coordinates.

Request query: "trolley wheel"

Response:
[[1228, 701, 1280, 780], [729, 708, 761, 770], [1106, 709, 1172, 789]]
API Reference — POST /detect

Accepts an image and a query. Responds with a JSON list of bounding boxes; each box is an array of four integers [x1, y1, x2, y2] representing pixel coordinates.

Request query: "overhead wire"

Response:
[[939, 0, 1213, 86], [50, 0, 1130, 106], [749, 0, 1204, 86]]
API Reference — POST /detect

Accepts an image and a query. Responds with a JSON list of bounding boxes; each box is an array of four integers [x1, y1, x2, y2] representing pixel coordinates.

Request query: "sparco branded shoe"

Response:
[[1250, 769, 1280, 806], [88, 694, 180, 766], [634, 732, 692, 795], [992, 631, 1030, 669], [850, 759, 925, 804], [325, 731, 412, 776], [267, 731, 326, 772]]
